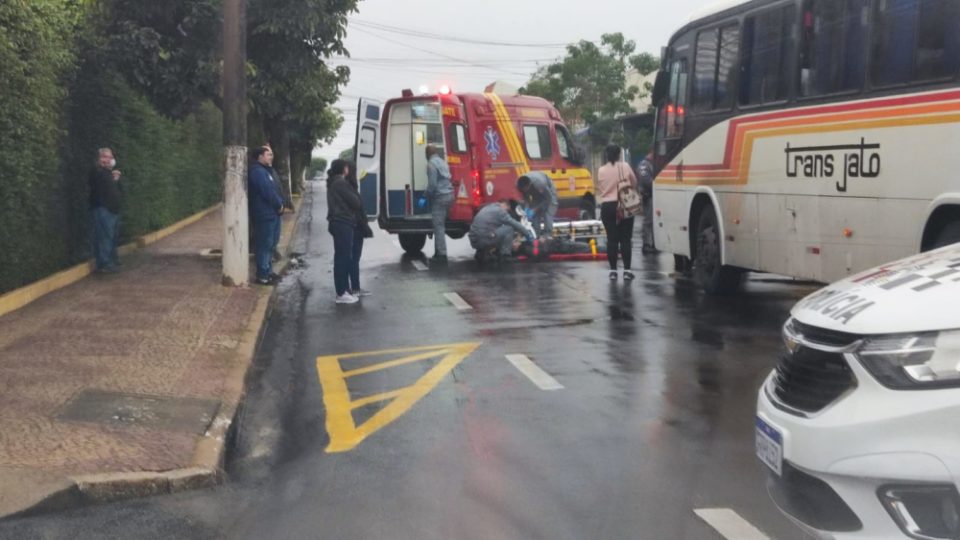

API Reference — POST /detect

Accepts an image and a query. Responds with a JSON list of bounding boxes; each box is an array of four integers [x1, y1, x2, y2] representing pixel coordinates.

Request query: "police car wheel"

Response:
[[692, 206, 743, 295], [931, 221, 960, 250], [398, 233, 427, 254]]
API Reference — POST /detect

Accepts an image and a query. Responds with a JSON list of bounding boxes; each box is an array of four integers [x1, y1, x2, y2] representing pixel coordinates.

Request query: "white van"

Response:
[[757, 243, 960, 539]]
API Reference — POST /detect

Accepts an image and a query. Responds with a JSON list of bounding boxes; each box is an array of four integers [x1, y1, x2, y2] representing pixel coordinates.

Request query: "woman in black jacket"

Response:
[[326, 159, 371, 304]]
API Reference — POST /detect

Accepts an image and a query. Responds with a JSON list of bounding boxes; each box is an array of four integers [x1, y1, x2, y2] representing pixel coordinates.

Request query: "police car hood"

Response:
[[791, 244, 960, 336]]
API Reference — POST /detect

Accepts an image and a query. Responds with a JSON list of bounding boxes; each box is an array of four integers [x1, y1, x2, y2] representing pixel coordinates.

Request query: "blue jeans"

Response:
[[431, 192, 454, 256], [253, 217, 279, 280], [532, 204, 557, 238], [329, 220, 362, 296], [91, 206, 119, 270]]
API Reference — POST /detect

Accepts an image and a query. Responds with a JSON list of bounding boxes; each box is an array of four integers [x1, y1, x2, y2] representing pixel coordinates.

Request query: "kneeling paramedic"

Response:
[[417, 144, 454, 263], [469, 200, 533, 260], [516, 171, 557, 238]]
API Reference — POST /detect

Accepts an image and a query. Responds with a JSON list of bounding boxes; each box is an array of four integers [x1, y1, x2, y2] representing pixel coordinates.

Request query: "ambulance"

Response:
[[353, 89, 594, 254]]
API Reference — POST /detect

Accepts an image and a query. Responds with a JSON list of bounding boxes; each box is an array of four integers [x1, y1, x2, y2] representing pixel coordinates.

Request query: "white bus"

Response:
[[651, 0, 960, 294]]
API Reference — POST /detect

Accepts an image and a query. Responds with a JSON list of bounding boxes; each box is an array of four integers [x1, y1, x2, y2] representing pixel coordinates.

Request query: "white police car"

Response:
[[757, 243, 960, 539]]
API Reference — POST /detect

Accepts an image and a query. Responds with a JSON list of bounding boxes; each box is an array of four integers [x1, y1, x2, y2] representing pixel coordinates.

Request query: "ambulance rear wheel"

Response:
[[398, 233, 427, 254], [692, 206, 743, 295]]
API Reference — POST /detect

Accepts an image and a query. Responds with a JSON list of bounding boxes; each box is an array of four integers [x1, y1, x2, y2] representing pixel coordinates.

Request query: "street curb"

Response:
[[0, 204, 222, 319], [0, 200, 304, 521]]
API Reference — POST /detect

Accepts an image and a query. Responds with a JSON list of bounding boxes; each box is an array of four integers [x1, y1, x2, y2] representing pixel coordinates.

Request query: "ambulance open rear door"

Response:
[[354, 98, 381, 219]]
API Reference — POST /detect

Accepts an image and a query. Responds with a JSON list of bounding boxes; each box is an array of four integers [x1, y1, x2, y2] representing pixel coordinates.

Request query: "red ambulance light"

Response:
[[439, 85, 452, 95], [471, 169, 480, 181]]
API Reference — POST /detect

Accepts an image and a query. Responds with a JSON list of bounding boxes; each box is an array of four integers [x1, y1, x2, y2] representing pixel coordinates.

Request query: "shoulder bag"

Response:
[[617, 162, 643, 219]]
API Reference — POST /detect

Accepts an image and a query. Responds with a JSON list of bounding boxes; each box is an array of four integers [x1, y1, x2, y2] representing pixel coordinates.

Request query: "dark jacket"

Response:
[[636, 159, 654, 199], [327, 175, 365, 227], [249, 162, 284, 222], [88, 166, 122, 214]]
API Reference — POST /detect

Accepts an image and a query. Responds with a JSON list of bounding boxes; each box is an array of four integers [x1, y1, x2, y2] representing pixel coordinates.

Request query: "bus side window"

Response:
[[692, 24, 739, 111], [799, 0, 867, 97], [871, 0, 960, 86], [740, 4, 796, 105]]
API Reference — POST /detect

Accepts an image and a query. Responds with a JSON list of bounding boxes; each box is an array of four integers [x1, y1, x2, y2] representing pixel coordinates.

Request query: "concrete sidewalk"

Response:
[[0, 205, 300, 519]]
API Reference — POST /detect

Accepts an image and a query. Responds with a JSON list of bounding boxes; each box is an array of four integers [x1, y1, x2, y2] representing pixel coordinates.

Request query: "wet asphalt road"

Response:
[[1, 182, 820, 540]]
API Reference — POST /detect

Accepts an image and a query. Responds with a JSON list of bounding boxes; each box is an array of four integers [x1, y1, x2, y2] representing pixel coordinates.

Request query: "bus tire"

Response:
[[931, 221, 960, 249], [398, 233, 427, 254], [693, 206, 743, 295]]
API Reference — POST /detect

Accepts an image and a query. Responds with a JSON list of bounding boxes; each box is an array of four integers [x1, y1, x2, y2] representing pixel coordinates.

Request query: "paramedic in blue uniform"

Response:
[[516, 171, 557, 238], [418, 144, 454, 263]]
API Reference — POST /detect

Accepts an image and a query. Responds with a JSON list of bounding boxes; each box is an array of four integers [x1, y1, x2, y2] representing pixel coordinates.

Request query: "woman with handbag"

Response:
[[597, 145, 642, 281]]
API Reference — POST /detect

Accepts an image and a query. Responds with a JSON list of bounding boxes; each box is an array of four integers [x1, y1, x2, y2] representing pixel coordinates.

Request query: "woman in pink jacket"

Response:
[[596, 145, 638, 281]]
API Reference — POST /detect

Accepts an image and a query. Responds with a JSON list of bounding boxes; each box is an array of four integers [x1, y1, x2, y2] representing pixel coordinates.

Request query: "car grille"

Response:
[[772, 345, 856, 415]]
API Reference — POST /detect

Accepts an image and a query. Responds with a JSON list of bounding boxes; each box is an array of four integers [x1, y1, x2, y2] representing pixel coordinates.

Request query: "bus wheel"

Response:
[[398, 233, 427, 254], [932, 221, 960, 249], [693, 206, 743, 295]]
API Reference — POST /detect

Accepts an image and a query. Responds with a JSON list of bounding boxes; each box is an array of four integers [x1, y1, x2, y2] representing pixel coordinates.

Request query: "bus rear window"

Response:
[[871, 0, 960, 86]]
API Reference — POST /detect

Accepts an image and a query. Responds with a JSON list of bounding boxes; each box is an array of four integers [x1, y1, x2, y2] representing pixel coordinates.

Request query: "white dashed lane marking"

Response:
[[693, 508, 769, 540], [504, 354, 564, 391], [443, 292, 472, 310]]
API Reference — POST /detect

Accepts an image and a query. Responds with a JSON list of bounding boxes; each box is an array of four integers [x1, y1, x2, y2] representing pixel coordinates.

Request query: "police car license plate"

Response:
[[755, 417, 783, 476]]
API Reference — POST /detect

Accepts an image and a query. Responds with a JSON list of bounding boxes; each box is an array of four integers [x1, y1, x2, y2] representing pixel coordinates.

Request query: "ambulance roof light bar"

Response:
[[439, 85, 451, 95]]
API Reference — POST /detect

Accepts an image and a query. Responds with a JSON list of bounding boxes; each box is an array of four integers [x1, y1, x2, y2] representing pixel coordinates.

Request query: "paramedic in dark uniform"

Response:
[[468, 200, 534, 261], [418, 144, 454, 263], [637, 152, 658, 254], [516, 171, 558, 238]]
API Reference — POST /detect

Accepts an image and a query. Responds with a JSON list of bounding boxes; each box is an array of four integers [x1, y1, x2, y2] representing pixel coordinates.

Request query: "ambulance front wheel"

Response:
[[398, 233, 427, 254]]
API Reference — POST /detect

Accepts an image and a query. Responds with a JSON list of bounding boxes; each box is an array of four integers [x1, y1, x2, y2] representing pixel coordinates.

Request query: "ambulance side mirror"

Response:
[[570, 145, 586, 166]]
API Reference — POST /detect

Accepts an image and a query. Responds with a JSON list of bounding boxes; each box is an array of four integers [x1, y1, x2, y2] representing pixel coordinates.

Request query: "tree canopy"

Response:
[[521, 33, 658, 146]]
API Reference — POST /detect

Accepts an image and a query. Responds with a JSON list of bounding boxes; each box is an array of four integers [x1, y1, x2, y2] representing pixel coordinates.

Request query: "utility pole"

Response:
[[222, 0, 248, 286]]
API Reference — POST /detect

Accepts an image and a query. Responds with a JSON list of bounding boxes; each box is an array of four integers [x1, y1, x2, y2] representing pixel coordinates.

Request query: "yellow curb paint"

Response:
[[0, 203, 222, 319], [138, 204, 222, 247], [316, 342, 481, 453], [0, 260, 93, 318]]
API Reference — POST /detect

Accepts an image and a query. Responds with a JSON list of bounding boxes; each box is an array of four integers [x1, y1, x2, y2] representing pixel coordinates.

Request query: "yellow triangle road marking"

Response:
[[316, 342, 481, 453]]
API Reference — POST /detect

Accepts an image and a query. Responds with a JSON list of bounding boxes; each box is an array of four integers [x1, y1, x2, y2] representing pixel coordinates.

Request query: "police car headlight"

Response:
[[857, 330, 960, 389]]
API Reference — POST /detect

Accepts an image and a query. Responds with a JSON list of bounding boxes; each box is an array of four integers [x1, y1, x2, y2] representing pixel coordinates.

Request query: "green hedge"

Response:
[[0, 2, 223, 294]]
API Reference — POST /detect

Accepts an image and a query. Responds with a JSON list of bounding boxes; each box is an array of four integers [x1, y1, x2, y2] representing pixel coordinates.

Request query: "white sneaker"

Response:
[[335, 293, 359, 304]]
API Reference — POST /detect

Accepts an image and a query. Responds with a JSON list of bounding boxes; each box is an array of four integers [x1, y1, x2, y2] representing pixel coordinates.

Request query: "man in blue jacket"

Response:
[[249, 146, 284, 285]]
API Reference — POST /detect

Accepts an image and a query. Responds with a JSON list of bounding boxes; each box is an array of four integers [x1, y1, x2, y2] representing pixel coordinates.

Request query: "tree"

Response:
[[308, 157, 328, 178], [93, 0, 354, 197], [522, 33, 656, 147]]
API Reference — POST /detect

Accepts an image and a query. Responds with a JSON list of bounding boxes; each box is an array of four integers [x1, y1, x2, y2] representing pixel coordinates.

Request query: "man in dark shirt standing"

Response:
[[248, 146, 284, 285], [88, 147, 123, 273]]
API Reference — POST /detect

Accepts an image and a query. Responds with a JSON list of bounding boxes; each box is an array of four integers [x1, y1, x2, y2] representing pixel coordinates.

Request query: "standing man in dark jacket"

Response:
[[249, 146, 284, 285], [636, 153, 658, 254], [88, 147, 123, 273]]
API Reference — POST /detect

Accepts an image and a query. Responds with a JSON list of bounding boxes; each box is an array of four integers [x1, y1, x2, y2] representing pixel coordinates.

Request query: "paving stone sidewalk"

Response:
[[0, 206, 298, 519]]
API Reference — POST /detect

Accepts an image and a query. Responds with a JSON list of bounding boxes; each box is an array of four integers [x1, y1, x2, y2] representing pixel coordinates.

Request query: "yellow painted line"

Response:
[[317, 341, 481, 453], [341, 349, 448, 378], [350, 389, 404, 410]]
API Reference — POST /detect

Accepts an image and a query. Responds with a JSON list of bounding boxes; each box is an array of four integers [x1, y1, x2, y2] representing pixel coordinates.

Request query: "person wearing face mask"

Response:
[[88, 147, 123, 273]]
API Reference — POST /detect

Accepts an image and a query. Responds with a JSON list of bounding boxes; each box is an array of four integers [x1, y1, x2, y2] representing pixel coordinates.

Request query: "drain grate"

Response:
[[57, 390, 221, 434]]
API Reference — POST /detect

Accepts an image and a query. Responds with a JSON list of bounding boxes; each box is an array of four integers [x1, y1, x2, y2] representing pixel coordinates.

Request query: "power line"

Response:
[[348, 26, 530, 77], [351, 19, 568, 49]]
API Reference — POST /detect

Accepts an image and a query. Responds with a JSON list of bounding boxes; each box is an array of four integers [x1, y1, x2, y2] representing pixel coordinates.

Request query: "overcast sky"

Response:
[[317, 0, 717, 164]]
